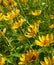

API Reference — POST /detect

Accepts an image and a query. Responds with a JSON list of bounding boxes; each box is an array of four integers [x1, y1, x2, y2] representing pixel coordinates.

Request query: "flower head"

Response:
[[25, 20, 40, 38], [40, 56, 54, 65], [11, 19, 24, 29], [35, 34, 54, 46], [19, 50, 39, 65], [31, 10, 42, 16]]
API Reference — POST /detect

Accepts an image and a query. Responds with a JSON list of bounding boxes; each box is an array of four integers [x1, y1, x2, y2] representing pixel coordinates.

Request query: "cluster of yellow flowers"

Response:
[[19, 50, 54, 65], [0, 9, 20, 21], [0, 0, 54, 65]]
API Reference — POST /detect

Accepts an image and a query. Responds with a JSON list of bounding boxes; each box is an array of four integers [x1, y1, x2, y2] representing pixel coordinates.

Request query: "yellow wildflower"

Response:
[[0, 28, 6, 38], [25, 20, 40, 38], [0, 56, 6, 65], [7, 11, 16, 20], [3, 9, 20, 21], [31, 10, 42, 16], [40, 56, 54, 65], [11, 19, 24, 29], [50, 15, 54, 19], [49, 24, 54, 28], [19, 50, 39, 65], [35, 34, 54, 47]]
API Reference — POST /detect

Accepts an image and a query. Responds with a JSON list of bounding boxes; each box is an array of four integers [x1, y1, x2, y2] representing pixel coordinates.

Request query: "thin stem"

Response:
[[3, 35, 11, 47], [18, 0, 30, 25]]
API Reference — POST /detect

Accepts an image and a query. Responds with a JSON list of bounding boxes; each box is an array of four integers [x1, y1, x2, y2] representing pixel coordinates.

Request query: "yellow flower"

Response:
[[19, 50, 39, 65], [40, 56, 54, 65], [50, 15, 54, 19], [31, 10, 42, 16], [0, 56, 6, 65], [0, 28, 6, 38], [49, 24, 54, 28], [7, 11, 16, 20], [3, 9, 20, 21], [11, 19, 24, 29], [35, 34, 54, 46], [21, 0, 28, 4], [25, 20, 40, 38]]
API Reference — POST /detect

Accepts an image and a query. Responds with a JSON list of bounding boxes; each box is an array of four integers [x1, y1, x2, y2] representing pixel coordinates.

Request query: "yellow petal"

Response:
[[46, 34, 49, 41], [52, 56, 54, 65], [20, 57, 25, 62], [48, 57, 52, 65], [44, 57, 49, 65], [25, 34, 32, 38], [13, 1, 17, 6], [40, 61, 46, 65], [50, 34, 53, 41], [42, 36, 45, 41], [39, 36, 43, 42], [35, 40, 43, 46], [18, 62, 25, 65], [0, 13, 2, 17], [31, 10, 42, 16]]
